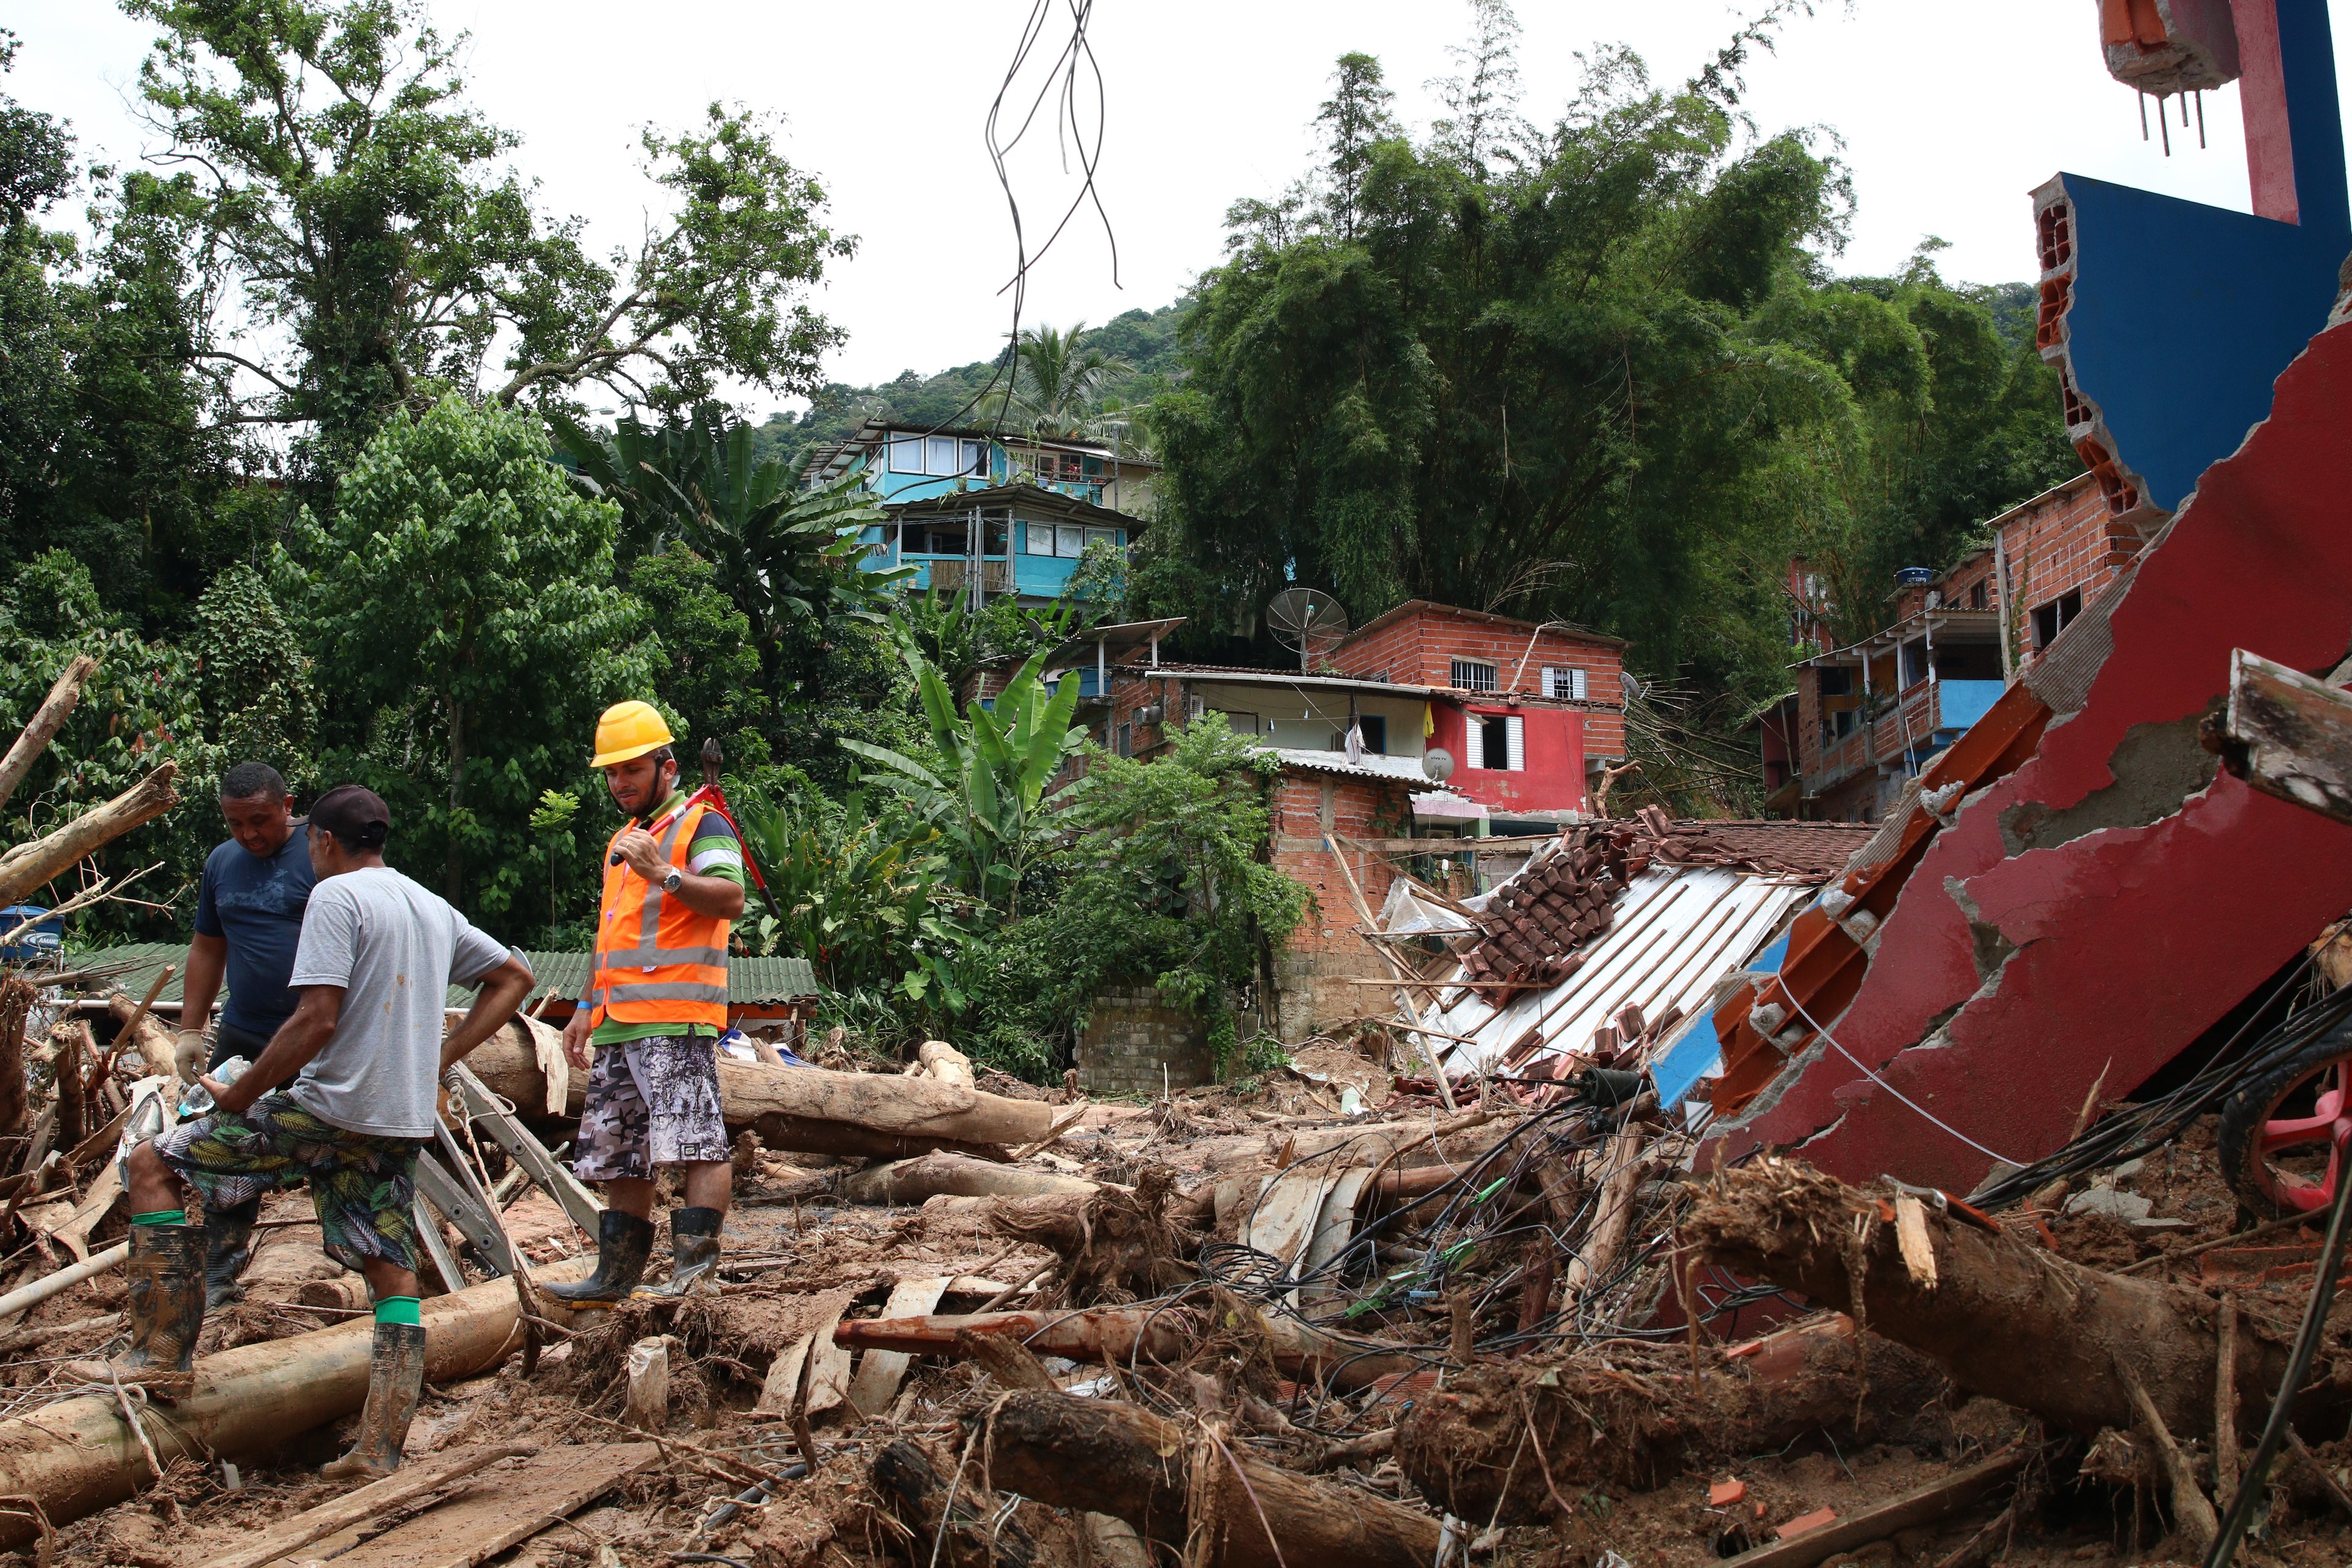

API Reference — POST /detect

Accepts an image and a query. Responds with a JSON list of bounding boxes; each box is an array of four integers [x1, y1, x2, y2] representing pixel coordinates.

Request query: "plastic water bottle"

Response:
[[177, 1055, 251, 1120]]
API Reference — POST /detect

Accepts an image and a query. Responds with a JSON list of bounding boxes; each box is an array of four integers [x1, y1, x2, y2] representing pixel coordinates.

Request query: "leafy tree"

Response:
[[732, 783, 961, 1005], [842, 650, 1086, 922], [191, 564, 318, 783], [1428, 0, 1530, 176], [279, 394, 654, 916], [1011, 321, 1128, 437], [626, 545, 772, 769], [0, 552, 222, 941], [123, 0, 852, 477], [1145, 11, 2075, 729], [548, 404, 908, 701], [963, 715, 1304, 1077]]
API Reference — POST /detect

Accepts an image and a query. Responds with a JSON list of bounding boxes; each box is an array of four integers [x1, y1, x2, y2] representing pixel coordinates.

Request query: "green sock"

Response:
[[130, 1210, 187, 1226], [374, 1296, 422, 1327]]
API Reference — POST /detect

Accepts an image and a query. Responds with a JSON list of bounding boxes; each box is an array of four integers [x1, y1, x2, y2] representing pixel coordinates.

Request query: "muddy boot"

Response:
[[65, 1224, 205, 1398], [202, 1196, 261, 1311], [630, 1207, 724, 1299], [322, 1322, 426, 1480], [541, 1209, 655, 1306]]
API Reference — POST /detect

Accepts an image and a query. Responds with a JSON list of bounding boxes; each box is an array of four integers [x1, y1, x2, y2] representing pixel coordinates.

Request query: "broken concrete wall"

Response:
[[1713, 320, 2352, 1194]]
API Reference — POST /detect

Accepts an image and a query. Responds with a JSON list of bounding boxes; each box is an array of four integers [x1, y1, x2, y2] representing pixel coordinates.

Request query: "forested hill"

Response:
[[750, 302, 1192, 475]]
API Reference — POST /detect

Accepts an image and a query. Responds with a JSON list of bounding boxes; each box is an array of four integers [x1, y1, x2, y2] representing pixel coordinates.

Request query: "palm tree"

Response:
[[1011, 322, 1128, 438]]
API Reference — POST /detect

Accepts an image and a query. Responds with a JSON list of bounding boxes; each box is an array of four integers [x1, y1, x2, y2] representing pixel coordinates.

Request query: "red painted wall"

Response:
[[1429, 703, 1589, 813]]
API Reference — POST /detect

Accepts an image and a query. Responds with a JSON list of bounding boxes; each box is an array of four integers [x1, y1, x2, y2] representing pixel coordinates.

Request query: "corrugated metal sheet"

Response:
[[1426, 866, 1807, 1076], [63, 946, 820, 1009]]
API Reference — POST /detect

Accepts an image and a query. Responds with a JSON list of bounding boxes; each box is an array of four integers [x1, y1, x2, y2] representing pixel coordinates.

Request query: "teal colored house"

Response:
[[801, 421, 1156, 606]]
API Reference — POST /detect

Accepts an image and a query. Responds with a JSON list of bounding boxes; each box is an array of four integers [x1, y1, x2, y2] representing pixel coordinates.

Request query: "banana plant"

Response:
[[840, 648, 1088, 921]]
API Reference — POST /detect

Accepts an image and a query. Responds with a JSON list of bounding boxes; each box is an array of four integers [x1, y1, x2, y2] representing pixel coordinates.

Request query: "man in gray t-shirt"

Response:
[[78, 785, 533, 1483]]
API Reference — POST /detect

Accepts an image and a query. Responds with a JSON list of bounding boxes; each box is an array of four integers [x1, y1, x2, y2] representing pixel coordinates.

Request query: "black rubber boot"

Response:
[[541, 1210, 655, 1305], [202, 1196, 261, 1311], [66, 1224, 206, 1398], [322, 1321, 426, 1480], [631, 1207, 724, 1299]]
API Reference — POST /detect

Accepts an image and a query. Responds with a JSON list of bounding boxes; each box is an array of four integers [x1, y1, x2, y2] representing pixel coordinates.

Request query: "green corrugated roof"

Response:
[[64, 945, 820, 1009]]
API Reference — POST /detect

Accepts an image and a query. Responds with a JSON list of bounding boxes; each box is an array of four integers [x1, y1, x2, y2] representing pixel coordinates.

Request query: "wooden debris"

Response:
[[973, 1389, 1445, 1568], [2117, 1359, 2218, 1559], [873, 1438, 1042, 1568], [837, 1153, 1096, 1205], [205, 1442, 539, 1568], [316, 1441, 659, 1568], [0, 764, 179, 911], [845, 1275, 951, 1417], [0, 654, 97, 815]]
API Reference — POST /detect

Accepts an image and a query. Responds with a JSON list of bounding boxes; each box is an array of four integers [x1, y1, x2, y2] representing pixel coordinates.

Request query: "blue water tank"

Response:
[[0, 905, 61, 965]]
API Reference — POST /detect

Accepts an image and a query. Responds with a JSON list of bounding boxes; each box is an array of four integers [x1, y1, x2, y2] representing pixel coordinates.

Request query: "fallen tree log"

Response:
[[0, 1256, 589, 1549], [0, 764, 178, 911], [973, 1390, 1444, 1568], [963, 1168, 1196, 1301], [837, 1305, 1425, 1392], [1396, 1315, 1954, 1521], [1684, 1157, 2305, 1438], [838, 1152, 1096, 1205], [873, 1438, 1042, 1568], [0, 654, 97, 816], [462, 1028, 1054, 1147]]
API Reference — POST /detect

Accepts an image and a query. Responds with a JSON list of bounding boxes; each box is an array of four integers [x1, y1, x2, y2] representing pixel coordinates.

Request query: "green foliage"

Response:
[[842, 649, 1087, 921], [123, 0, 850, 477], [626, 546, 772, 769], [279, 394, 654, 921], [1146, 7, 2077, 744], [0, 552, 222, 940], [962, 716, 1303, 1076], [894, 589, 1092, 698], [1012, 321, 1129, 437], [191, 565, 318, 784], [732, 783, 962, 1004], [549, 403, 911, 701]]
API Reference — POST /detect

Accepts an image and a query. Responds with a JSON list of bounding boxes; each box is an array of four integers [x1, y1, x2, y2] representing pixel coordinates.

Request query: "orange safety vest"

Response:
[[588, 800, 731, 1030]]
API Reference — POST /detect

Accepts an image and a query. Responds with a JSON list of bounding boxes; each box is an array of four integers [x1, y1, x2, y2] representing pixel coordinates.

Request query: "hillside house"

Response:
[[801, 421, 1156, 606], [1059, 601, 1630, 1039], [1762, 471, 2147, 821]]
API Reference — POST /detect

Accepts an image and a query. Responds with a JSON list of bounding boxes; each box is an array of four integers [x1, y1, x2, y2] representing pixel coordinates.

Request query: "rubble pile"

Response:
[[1, 1019, 2348, 1568]]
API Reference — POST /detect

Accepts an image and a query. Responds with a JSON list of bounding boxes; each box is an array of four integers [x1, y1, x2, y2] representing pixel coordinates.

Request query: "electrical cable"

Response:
[[2202, 1128, 2352, 1568], [1781, 990, 2026, 1170]]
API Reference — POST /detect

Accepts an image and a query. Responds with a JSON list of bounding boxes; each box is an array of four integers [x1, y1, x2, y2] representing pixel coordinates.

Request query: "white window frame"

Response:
[[1025, 522, 1056, 556], [1084, 526, 1118, 552], [1452, 658, 1498, 692], [887, 435, 925, 473], [962, 439, 988, 477], [1542, 666, 1589, 701], [1055, 524, 1086, 559]]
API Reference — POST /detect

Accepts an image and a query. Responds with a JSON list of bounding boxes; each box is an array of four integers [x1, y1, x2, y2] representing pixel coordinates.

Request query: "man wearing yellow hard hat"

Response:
[[544, 701, 748, 1304]]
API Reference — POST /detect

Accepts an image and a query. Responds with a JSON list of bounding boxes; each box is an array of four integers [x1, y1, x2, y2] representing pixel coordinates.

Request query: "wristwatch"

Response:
[[661, 867, 685, 894]]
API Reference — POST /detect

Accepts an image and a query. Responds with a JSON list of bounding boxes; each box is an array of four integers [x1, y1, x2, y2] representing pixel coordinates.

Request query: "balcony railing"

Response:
[[924, 559, 1016, 596], [1808, 677, 2008, 791]]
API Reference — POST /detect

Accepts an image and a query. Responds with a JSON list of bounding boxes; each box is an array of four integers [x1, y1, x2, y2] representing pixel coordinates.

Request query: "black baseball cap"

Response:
[[310, 784, 391, 851]]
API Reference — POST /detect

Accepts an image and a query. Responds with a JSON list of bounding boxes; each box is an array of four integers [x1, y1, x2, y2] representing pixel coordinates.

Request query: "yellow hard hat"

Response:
[[590, 701, 674, 768]]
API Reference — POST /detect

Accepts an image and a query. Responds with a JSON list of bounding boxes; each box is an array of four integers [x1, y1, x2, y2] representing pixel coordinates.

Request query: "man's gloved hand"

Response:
[[173, 1030, 208, 1087]]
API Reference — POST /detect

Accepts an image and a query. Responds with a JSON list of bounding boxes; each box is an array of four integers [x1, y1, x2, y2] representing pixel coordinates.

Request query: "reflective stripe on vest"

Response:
[[589, 801, 731, 1030]]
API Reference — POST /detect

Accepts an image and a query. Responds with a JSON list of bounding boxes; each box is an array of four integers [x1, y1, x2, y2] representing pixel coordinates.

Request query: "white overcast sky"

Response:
[[15, 1, 2348, 414]]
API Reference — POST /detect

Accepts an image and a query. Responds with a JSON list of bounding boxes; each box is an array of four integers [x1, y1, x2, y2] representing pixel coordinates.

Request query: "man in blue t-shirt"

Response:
[[175, 761, 317, 1306]]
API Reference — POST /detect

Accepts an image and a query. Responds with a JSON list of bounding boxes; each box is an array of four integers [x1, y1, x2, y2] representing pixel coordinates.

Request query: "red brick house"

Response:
[[1765, 470, 2148, 821], [1069, 601, 1630, 1038]]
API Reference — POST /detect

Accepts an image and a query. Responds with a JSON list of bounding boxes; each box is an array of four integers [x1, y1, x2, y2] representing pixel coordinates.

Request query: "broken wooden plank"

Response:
[[205, 1442, 538, 1568], [837, 1153, 1096, 1205], [845, 1275, 952, 1418], [755, 1286, 860, 1419], [1717, 1449, 2022, 1567], [317, 1441, 660, 1568], [2220, 646, 2352, 825]]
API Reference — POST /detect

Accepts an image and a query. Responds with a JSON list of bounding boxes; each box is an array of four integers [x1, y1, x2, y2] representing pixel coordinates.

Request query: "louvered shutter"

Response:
[[1463, 719, 1485, 770], [1504, 716, 1525, 771]]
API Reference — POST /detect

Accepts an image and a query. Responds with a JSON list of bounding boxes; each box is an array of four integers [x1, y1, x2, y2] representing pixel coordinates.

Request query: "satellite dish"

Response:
[[1266, 587, 1350, 673], [1423, 747, 1456, 784]]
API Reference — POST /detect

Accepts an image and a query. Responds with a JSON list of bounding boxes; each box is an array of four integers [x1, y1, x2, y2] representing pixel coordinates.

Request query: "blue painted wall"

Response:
[[2057, 0, 2349, 515]]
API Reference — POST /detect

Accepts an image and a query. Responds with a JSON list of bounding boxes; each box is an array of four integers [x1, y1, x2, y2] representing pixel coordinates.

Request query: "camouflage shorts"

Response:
[[571, 1035, 729, 1182], [151, 1093, 425, 1273]]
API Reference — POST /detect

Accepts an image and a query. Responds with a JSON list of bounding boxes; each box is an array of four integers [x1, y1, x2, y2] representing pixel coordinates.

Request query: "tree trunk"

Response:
[[974, 1392, 1445, 1568], [445, 693, 467, 903], [0, 766, 179, 910], [1684, 1158, 2313, 1439], [0, 977, 29, 1137], [837, 1153, 1096, 1205], [0, 654, 97, 817], [0, 1257, 589, 1550], [872, 1439, 1042, 1568]]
